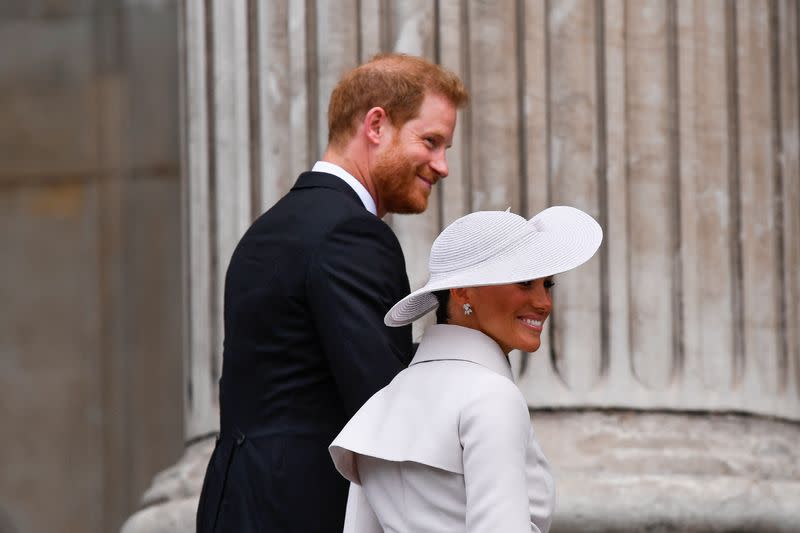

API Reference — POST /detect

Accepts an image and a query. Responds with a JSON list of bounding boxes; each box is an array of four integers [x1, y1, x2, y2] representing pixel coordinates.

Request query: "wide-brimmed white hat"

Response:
[[384, 206, 603, 327]]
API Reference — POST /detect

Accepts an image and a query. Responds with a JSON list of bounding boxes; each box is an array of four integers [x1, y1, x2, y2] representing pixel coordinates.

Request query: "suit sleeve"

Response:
[[460, 380, 542, 533], [306, 215, 413, 416]]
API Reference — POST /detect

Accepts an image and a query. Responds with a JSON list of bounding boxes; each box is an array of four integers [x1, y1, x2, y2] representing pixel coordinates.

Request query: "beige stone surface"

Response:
[[534, 411, 800, 532], [778, 0, 800, 396], [625, 1, 676, 391], [0, 16, 99, 180], [120, 437, 214, 533], [120, 497, 198, 533], [737, 1, 785, 400], [436, 0, 469, 226], [314, 0, 358, 155], [0, 0, 96, 19], [125, 1, 180, 173], [677, 0, 735, 395], [122, 4, 184, 499], [181, 0, 218, 442], [122, 411, 800, 533], [0, 181, 104, 533], [122, 175, 184, 495], [545, 0, 603, 392], [511, 0, 800, 422], [0, 2, 183, 533], [138, 437, 212, 506], [254, 0, 298, 209]]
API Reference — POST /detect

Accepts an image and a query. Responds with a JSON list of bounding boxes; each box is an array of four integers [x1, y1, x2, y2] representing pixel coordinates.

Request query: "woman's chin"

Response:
[[519, 339, 541, 353]]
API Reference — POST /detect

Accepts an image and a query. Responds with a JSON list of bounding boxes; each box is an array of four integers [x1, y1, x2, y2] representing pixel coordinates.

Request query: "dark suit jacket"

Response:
[[196, 171, 413, 532]]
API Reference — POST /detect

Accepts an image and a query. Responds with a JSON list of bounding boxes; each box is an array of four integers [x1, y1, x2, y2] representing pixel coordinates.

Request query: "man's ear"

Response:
[[363, 106, 389, 145]]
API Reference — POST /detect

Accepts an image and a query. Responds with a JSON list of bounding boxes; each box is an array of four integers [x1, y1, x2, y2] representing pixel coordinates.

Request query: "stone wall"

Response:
[[0, 1, 182, 532]]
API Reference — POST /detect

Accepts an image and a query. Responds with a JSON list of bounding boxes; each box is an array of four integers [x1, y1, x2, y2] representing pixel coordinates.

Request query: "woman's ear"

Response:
[[449, 287, 476, 322], [450, 287, 468, 305]]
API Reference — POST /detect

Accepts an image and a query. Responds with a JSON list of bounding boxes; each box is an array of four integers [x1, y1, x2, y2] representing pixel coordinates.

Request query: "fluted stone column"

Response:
[[508, 2, 800, 529], [123, 1, 800, 531]]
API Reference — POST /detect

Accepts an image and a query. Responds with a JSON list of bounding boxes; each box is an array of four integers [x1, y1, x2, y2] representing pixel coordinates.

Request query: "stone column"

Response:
[[123, 0, 800, 531], [510, 1, 800, 530], [507, 1, 800, 530]]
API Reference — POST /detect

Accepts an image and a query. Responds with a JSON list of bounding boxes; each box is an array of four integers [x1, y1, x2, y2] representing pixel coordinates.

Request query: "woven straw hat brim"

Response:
[[384, 206, 602, 326]]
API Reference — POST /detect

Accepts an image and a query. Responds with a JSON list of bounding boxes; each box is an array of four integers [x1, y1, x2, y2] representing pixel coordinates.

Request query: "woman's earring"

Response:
[[463, 303, 473, 316]]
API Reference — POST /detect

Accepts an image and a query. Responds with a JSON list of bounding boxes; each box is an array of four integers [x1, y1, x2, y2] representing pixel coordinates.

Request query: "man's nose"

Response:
[[430, 151, 449, 178]]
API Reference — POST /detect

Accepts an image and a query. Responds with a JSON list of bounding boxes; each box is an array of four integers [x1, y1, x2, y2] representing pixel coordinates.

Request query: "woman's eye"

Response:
[[518, 280, 533, 287], [544, 279, 556, 289]]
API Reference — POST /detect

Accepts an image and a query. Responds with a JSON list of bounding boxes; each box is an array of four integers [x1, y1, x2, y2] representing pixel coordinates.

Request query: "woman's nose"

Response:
[[532, 281, 553, 311]]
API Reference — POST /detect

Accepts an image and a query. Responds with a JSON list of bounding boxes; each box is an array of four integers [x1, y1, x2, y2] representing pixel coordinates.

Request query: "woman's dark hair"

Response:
[[433, 289, 451, 324]]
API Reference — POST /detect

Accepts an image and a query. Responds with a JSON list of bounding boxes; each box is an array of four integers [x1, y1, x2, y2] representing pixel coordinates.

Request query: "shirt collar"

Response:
[[411, 324, 513, 380], [312, 161, 377, 216]]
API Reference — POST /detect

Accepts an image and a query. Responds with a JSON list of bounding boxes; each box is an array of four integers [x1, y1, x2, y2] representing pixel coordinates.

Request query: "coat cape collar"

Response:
[[411, 324, 513, 381]]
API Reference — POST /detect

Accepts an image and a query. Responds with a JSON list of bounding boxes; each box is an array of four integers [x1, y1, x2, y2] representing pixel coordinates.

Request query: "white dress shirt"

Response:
[[330, 324, 556, 533], [312, 160, 377, 216]]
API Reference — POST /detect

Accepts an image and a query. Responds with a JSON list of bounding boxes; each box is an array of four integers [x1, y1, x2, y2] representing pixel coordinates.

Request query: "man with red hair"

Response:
[[196, 53, 468, 533]]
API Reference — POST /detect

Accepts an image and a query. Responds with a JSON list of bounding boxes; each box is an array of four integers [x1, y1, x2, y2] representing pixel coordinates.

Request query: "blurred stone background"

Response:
[[3, 1, 800, 532], [0, 1, 183, 532]]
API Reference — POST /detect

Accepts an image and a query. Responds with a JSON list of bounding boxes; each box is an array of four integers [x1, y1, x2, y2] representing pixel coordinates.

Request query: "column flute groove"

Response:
[[595, 0, 610, 378], [769, 0, 789, 390], [725, 0, 745, 388], [247, 0, 262, 219], [667, 0, 685, 382]]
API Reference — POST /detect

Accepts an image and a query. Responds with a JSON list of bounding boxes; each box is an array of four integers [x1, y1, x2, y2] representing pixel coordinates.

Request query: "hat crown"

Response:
[[429, 211, 531, 274]]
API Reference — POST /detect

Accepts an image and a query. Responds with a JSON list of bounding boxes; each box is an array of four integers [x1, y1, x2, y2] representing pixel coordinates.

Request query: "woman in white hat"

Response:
[[329, 206, 602, 533]]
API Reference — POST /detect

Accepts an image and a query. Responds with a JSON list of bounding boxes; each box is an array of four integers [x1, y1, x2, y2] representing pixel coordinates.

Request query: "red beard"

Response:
[[372, 140, 432, 215]]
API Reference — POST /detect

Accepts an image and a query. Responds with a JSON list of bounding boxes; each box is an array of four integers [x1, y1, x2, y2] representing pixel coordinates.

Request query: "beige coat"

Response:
[[330, 324, 555, 532]]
